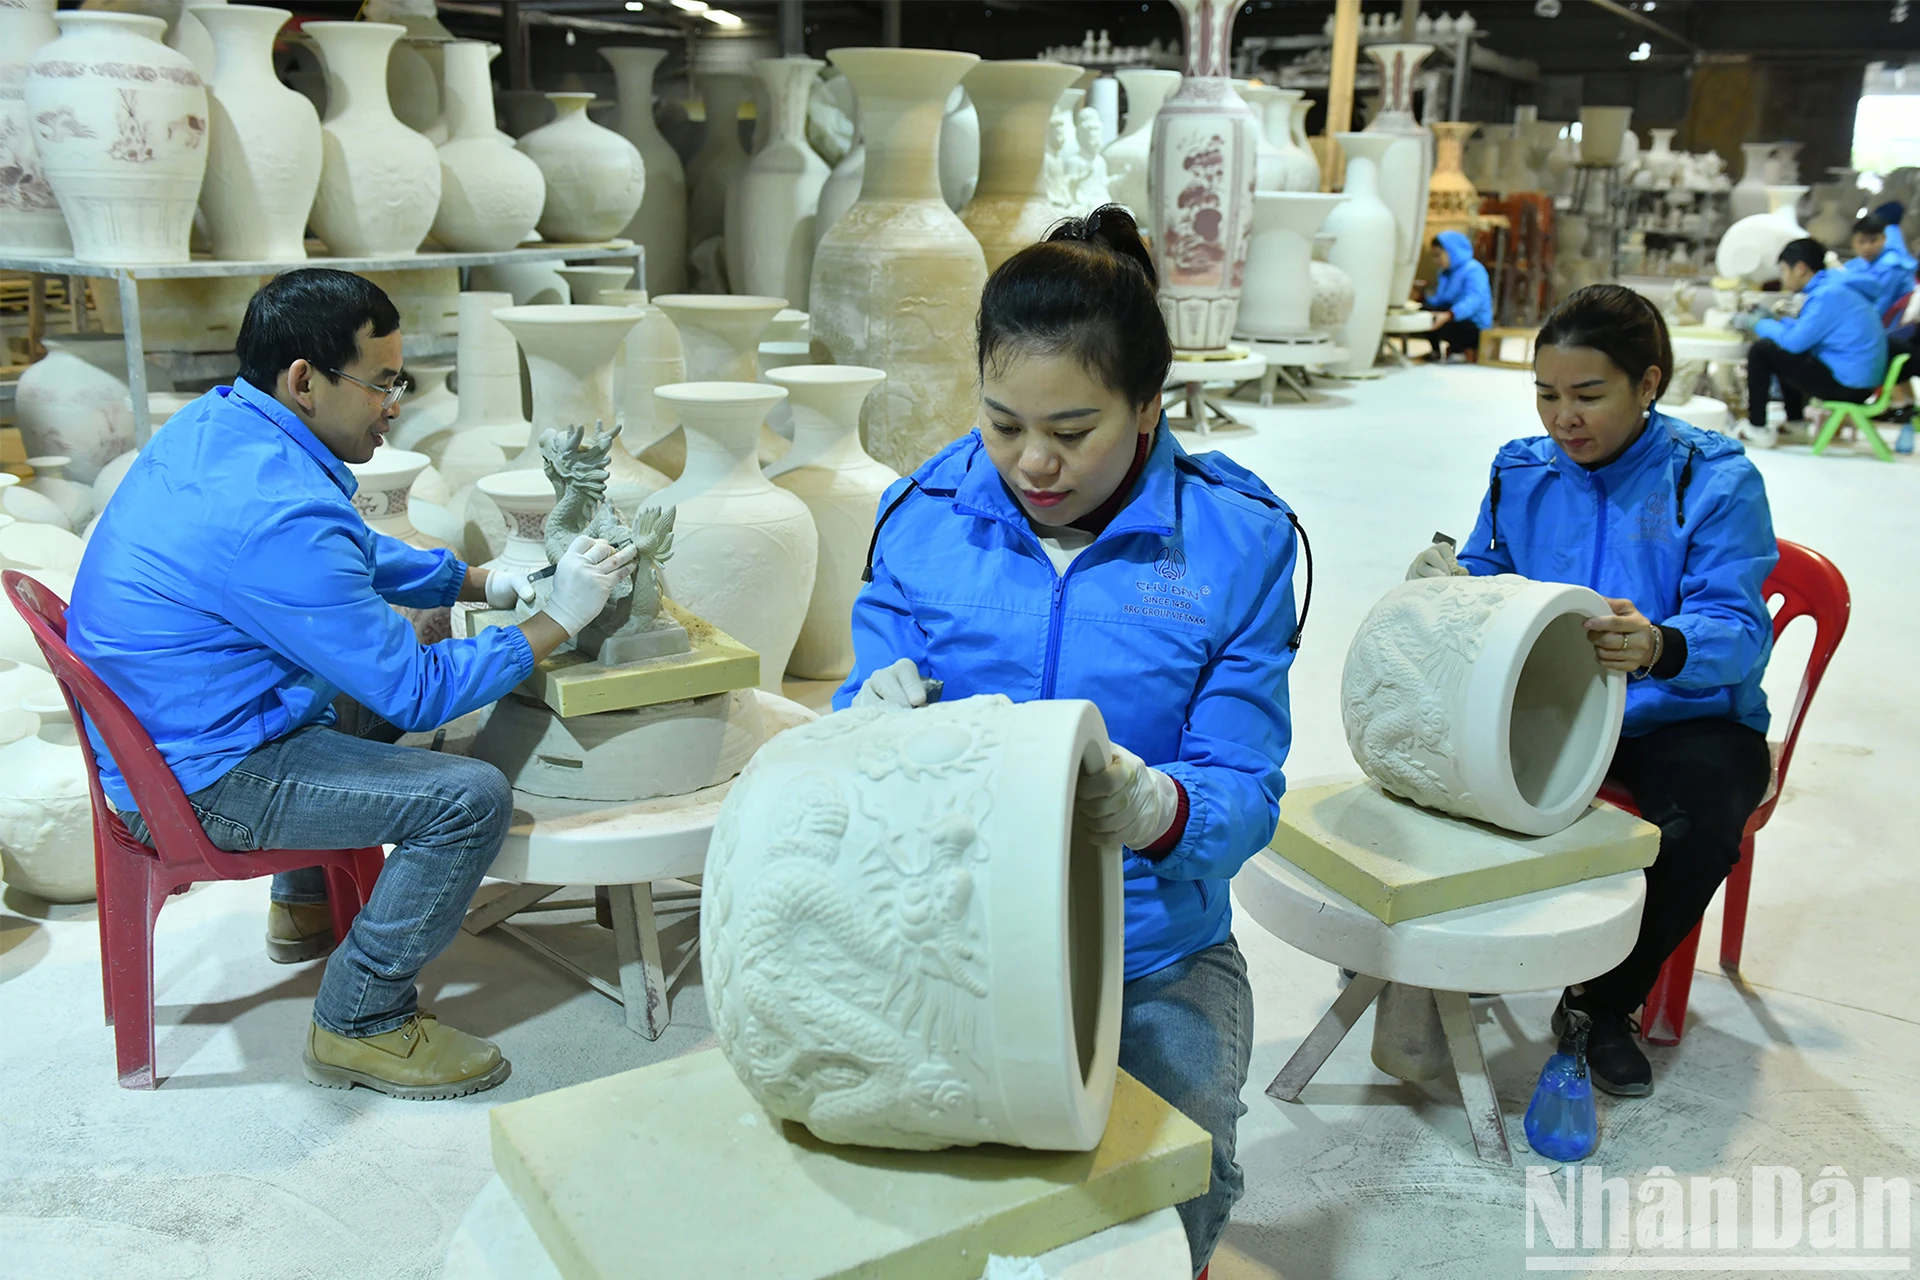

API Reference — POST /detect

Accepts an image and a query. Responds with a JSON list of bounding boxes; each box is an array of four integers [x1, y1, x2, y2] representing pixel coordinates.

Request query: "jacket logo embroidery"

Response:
[[1155, 548, 1189, 580]]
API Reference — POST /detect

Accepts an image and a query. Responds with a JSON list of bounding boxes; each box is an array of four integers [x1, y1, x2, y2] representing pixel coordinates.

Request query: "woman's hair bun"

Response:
[[1045, 205, 1158, 289]]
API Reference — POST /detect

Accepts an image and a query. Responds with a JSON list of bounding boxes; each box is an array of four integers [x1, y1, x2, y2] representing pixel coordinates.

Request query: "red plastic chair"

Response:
[[1595, 541, 1850, 1046], [3, 571, 385, 1089]]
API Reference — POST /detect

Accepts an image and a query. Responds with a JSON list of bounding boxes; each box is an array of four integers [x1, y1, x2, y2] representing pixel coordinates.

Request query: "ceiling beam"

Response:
[[1583, 0, 1702, 53]]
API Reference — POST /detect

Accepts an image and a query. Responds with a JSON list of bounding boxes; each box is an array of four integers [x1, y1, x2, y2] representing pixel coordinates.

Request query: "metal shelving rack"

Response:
[[0, 241, 641, 444]]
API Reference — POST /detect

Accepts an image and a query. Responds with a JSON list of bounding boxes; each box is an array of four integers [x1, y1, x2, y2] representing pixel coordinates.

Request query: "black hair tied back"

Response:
[[976, 204, 1173, 409], [1536, 282, 1674, 399]]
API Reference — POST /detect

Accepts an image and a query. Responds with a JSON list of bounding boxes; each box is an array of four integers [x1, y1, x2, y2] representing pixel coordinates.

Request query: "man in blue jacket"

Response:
[[1421, 229, 1494, 362], [1736, 237, 1888, 443], [1842, 214, 1918, 324], [67, 269, 635, 1098]]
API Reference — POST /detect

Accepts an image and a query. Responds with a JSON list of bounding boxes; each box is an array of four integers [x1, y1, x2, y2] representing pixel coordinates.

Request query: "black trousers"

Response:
[[1745, 337, 1875, 426], [1577, 717, 1773, 1018], [1429, 317, 1481, 360]]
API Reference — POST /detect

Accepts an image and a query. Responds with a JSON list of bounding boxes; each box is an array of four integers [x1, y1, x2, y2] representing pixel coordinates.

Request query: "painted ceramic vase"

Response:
[[193, 4, 318, 262], [1103, 69, 1179, 233], [738, 58, 830, 307], [517, 91, 644, 244], [432, 40, 545, 252], [305, 21, 439, 256], [603, 47, 687, 296], [0, 0, 70, 254], [960, 60, 1082, 272], [1426, 120, 1480, 240], [1362, 43, 1434, 306]]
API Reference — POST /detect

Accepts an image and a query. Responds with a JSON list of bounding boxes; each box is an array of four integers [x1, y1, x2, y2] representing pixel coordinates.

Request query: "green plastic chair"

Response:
[[1810, 352, 1909, 461]]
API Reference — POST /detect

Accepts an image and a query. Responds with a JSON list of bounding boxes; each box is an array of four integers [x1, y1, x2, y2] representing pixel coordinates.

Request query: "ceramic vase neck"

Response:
[[198, 5, 286, 86], [1172, 0, 1247, 80], [1114, 71, 1178, 139], [1366, 43, 1433, 122], [783, 385, 876, 464], [970, 65, 1080, 198], [309, 23, 404, 124], [830, 50, 978, 202], [605, 48, 668, 146], [758, 58, 821, 148], [440, 41, 497, 140], [54, 11, 168, 43], [680, 413, 771, 493], [1337, 134, 1391, 197], [548, 92, 591, 125], [699, 77, 751, 159]]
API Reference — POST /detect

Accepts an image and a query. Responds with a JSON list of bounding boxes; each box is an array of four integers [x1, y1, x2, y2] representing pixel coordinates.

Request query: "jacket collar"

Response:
[[1552, 408, 1676, 486], [951, 417, 1180, 541], [229, 376, 358, 499]]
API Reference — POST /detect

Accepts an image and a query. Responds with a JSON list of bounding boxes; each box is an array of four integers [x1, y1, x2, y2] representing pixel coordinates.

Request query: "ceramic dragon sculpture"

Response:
[[537, 423, 679, 660]]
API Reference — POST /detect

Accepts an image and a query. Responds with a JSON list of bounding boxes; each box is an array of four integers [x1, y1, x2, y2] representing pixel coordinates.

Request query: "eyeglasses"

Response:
[[329, 368, 412, 413]]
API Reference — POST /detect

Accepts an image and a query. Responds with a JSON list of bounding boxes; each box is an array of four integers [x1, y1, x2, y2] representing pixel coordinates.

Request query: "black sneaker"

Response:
[[1553, 993, 1653, 1097]]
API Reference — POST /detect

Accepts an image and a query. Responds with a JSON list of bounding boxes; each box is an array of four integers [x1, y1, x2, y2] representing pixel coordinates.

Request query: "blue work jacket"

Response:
[[1425, 230, 1494, 330], [1457, 410, 1776, 738], [833, 425, 1300, 981], [66, 378, 533, 811], [1841, 240, 1918, 326], [1754, 268, 1888, 391]]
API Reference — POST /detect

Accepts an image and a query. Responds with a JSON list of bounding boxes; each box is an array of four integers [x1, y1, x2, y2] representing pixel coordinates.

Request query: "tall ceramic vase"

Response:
[[1324, 132, 1398, 376], [738, 57, 829, 307], [763, 365, 894, 682], [686, 72, 752, 256], [603, 46, 687, 296], [432, 40, 544, 251], [1149, 0, 1258, 353], [1729, 141, 1775, 221], [647, 382, 818, 694], [939, 84, 980, 213], [1236, 190, 1346, 340], [1288, 96, 1321, 189], [1257, 87, 1319, 191], [193, 5, 319, 263], [24, 12, 208, 265], [0, 0, 69, 254], [1362, 43, 1434, 306], [811, 48, 988, 477], [348, 447, 453, 644], [652, 294, 786, 381], [1427, 120, 1480, 237], [1103, 69, 1179, 233], [960, 60, 1082, 272], [517, 92, 645, 243], [600, 288, 686, 466], [305, 21, 440, 257]]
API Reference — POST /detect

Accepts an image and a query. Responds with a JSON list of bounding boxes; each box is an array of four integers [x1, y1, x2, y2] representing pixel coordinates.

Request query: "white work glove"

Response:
[[1077, 744, 1181, 852], [484, 567, 535, 611], [542, 535, 638, 637], [852, 657, 931, 712], [1406, 540, 1469, 581]]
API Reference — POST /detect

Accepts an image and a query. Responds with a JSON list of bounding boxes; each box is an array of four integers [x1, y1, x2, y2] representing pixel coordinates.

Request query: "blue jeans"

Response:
[[127, 723, 512, 1037], [1119, 936, 1254, 1278]]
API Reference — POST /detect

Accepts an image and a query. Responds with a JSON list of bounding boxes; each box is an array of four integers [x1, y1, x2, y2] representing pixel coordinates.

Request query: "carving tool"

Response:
[[923, 679, 945, 704], [525, 539, 633, 584]]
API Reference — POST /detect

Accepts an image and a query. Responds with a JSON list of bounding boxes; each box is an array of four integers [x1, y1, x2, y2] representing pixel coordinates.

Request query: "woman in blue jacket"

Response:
[[835, 207, 1302, 1277], [1410, 284, 1777, 1096], [1422, 228, 1494, 361]]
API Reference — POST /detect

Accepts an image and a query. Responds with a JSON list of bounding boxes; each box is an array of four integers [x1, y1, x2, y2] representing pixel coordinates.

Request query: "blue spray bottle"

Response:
[[1897, 422, 1914, 455], [1525, 1008, 1599, 1162]]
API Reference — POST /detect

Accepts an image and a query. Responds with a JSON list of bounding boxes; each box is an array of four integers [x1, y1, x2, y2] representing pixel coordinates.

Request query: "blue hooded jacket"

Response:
[[834, 425, 1300, 981], [1841, 235, 1918, 325], [1457, 411, 1776, 738], [1425, 229, 1494, 329], [1754, 268, 1888, 391]]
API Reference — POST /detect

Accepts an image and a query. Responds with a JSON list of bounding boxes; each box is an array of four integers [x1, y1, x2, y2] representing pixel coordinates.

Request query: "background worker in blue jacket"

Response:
[[1410, 285, 1777, 1097], [1842, 213, 1918, 324], [835, 208, 1301, 1278], [1420, 229, 1494, 362], [1734, 238, 1888, 443], [67, 269, 636, 1099]]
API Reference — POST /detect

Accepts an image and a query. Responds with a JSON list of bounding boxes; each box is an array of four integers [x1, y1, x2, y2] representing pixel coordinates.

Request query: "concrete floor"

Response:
[[2, 363, 1915, 1279]]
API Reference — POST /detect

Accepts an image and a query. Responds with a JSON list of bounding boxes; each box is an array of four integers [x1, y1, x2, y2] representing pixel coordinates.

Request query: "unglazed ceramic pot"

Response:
[[738, 57, 830, 306], [517, 91, 644, 243], [15, 335, 171, 483], [386, 362, 457, 455], [192, 5, 318, 262], [348, 446, 453, 643], [554, 264, 634, 307], [1103, 69, 1179, 233], [1237, 191, 1346, 340], [0, 0, 70, 254], [1149, 0, 1257, 351], [960, 61, 1081, 273], [25, 11, 208, 265], [603, 47, 687, 296], [686, 71, 752, 255], [763, 364, 893, 681], [1362, 43, 1434, 306], [23, 456, 92, 529], [1343, 575, 1626, 837], [652, 294, 785, 382], [1729, 142, 1775, 222], [0, 695, 94, 903], [432, 40, 544, 252], [646, 381, 816, 693], [939, 84, 981, 215], [0, 471, 70, 531], [599, 288, 685, 467], [305, 21, 439, 256], [1715, 184, 1808, 284], [811, 47, 987, 477], [447, 289, 529, 457], [1324, 132, 1398, 376], [1252, 86, 1319, 193], [703, 692, 1124, 1151], [1578, 106, 1633, 167], [1241, 83, 1288, 193]]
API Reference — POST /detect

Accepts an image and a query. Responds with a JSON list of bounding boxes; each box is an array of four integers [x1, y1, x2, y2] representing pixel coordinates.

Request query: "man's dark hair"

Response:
[[1853, 215, 1887, 238], [1777, 238, 1826, 272], [235, 268, 401, 391]]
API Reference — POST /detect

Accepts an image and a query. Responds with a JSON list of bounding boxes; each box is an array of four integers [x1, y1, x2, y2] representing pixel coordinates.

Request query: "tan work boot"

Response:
[[304, 1015, 511, 1100], [266, 901, 337, 964]]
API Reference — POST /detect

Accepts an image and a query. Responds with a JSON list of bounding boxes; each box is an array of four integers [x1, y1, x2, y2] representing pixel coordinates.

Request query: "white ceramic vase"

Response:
[[517, 91, 644, 244], [348, 446, 453, 644], [686, 72, 752, 256], [0, 471, 70, 531], [305, 21, 439, 256], [1149, 0, 1258, 351], [646, 381, 816, 694], [603, 47, 687, 296], [702, 692, 1123, 1151], [555, 264, 634, 307], [939, 83, 980, 213], [1103, 69, 1179, 233], [0, 697, 94, 904], [960, 61, 1081, 273], [814, 135, 864, 249], [1729, 142, 1775, 222], [1237, 191, 1346, 340], [15, 335, 171, 483], [1256, 87, 1319, 192], [24, 11, 208, 265], [387, 361, 457, 455], [432, 40, 544, 252], [1715, 184, 1809, 284], [193, 5, 318, 262], [1342, 575, 1626, 838], [811, 47, 988, 477], [473, 469, 555, 576], [651, 294, 785, 381], [1324, 132, 1398, 376], [1578, 106, 1633, 167], [0, 0, 70, 254], [738, 58, 830, 307], [1362, 43, 1434, 307], [1288, 95, 1320, 189], [24, 456, 92, 529], [599, 288, 686, 466], [1242, 84, 1288, 193], [446, 289, 528, 464], [763, 364, 894, 681]]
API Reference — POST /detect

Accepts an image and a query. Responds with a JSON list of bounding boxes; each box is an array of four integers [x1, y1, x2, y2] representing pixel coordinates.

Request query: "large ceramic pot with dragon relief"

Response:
[[1341, 576, 1626, 838], [701, 693, 1125, 1152]]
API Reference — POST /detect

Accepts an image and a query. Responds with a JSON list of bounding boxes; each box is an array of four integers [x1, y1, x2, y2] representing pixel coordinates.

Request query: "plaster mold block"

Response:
[[1341, 575, 1626, 838], [702, 693, 1124, 1152]]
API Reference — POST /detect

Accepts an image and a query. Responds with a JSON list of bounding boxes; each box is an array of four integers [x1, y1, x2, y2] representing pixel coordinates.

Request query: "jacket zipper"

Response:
[[1041, 572, 1068, 698], [1589, 473, 1608, 591]]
